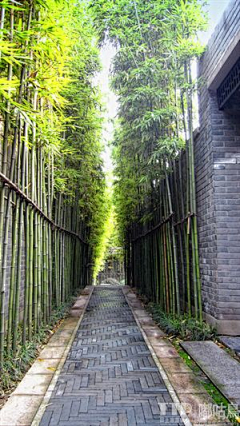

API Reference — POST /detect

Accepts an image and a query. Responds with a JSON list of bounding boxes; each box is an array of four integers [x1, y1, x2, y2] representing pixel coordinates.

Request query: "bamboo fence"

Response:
[[0, 0, 92, 369], [126, 150, 203, 321]]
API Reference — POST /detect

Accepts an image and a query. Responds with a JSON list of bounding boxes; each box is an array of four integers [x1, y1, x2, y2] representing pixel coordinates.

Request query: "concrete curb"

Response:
[[0, 286, 94, 426]]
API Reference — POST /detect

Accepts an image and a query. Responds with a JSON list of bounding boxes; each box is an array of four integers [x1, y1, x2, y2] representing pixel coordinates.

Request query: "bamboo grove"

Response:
[[90, 0, 207, 320], [0, 0, 107, 368]]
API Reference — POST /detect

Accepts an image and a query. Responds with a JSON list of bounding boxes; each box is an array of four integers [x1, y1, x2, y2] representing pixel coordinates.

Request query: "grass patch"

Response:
[[147, 302, 216, 341]]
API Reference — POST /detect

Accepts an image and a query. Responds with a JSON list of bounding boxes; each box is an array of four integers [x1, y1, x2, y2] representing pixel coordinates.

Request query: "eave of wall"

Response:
[[199, 0, 240, 91], [208, 33, 240, 90]]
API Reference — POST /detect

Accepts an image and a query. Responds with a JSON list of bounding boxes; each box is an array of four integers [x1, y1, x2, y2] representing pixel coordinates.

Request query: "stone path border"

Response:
[[219, 336, 240, 357], [181, 341, 240, 408], [123, 287, 230, 426], [0, 286, 93, 426]]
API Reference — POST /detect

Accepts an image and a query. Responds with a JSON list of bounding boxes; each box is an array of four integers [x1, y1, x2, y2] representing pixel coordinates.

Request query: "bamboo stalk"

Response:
[[181, 92, 191, 317], [163, 225, 169, 313], [0, 2, 33, 365], [0, 5, 14, 364], [165, 166, 180, 315], [48, 152, 52, 316], [7, 199, 19, 352], [28, 206, 34, 339], [13, 117, 26, 354], [22, 120, 29, 345], [176, 156, 186, 311]]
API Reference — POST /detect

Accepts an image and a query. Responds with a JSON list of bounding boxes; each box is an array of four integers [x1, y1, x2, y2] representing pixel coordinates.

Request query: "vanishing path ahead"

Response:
[[40, 287, 184, 426]]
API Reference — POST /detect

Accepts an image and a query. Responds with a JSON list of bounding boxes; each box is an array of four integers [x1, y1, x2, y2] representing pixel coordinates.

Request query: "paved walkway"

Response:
[[39, 287, 184, 426]]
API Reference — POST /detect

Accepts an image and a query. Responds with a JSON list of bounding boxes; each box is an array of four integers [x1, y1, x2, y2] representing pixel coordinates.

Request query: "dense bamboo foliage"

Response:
[[90, 0, 207, 320], [0, 0, 107, 368]]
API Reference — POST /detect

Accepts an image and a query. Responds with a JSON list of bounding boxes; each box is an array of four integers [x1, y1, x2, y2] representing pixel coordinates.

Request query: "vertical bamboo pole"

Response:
[[0, 4, 14, 365], [22, 121, 29, 345], [165, 167, 180, 315], [181, 93, 191, 317], [13, 118, 26, 354]]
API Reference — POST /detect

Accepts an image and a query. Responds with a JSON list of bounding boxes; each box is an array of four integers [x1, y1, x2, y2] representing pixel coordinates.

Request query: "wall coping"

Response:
[[208, 33, 240, 90]]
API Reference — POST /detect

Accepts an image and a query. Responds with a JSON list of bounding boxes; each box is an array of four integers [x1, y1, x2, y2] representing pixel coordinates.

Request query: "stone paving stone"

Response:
[[39, 287, 185, 426], [167, 373, 206, 394], [0, 395, 43, 426], [159, 358, 192, 373], [58, 317, 78, 329], [152, 344, 180, 358], [43, 337, 71, 347], [181, 341, 240, 407], [38, 346, 66, 360], [13, 374, 52, 396], [219, 336, 240, 356], [174, 392, 222, 425], [27, 359, 60, 375]]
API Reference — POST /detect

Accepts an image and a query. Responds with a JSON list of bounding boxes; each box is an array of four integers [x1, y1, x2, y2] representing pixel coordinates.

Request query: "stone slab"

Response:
[[42, 336, 70, 346], [71, 297, 88, 309], [59, 317, 78, 329], [147, 338, 173, 347], [150, 343, 180, 359], [143, 325, 166, 338], [0, 395, 43, 426], [38, 345, 66, 359], [137, 317, 156, 327], [176, 392, 223, 424], [132, 309, 150, 318], [181, 341, 240, 407], [13, 374, 52, 396], [160, 357, 192, 373], [49, 329, 72, 340], [168, 373, 206, 394], [78, 286, 93, 296], [219, 336, 240, 356], [222, 385, 240, 406], [69, 308, 84, 317], [27, 358, 60, 375]]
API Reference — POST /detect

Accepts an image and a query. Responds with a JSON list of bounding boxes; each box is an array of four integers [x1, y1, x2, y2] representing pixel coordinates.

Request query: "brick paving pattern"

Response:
[[40, 287, 184, 425]]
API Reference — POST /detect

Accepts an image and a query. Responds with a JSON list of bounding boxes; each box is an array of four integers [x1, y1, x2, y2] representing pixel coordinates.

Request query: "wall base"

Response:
[[204, 312, 240, 336]]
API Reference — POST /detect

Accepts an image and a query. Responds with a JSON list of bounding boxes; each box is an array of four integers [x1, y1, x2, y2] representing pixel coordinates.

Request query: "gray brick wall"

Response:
[[202, 0, 240, 86], [194, 118, 217, 320], [196, 0, 240, 333]]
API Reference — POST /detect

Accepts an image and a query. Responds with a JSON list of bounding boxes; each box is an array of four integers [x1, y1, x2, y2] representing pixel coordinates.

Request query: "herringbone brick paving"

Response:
[[39, 287, 185, 426]]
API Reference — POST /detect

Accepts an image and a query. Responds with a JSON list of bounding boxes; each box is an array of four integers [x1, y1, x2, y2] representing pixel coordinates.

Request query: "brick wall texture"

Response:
[[195, 0, 240, 329]]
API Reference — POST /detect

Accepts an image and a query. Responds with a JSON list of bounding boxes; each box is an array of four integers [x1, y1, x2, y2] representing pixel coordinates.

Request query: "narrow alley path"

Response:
[[39, 287, 184, 426]]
